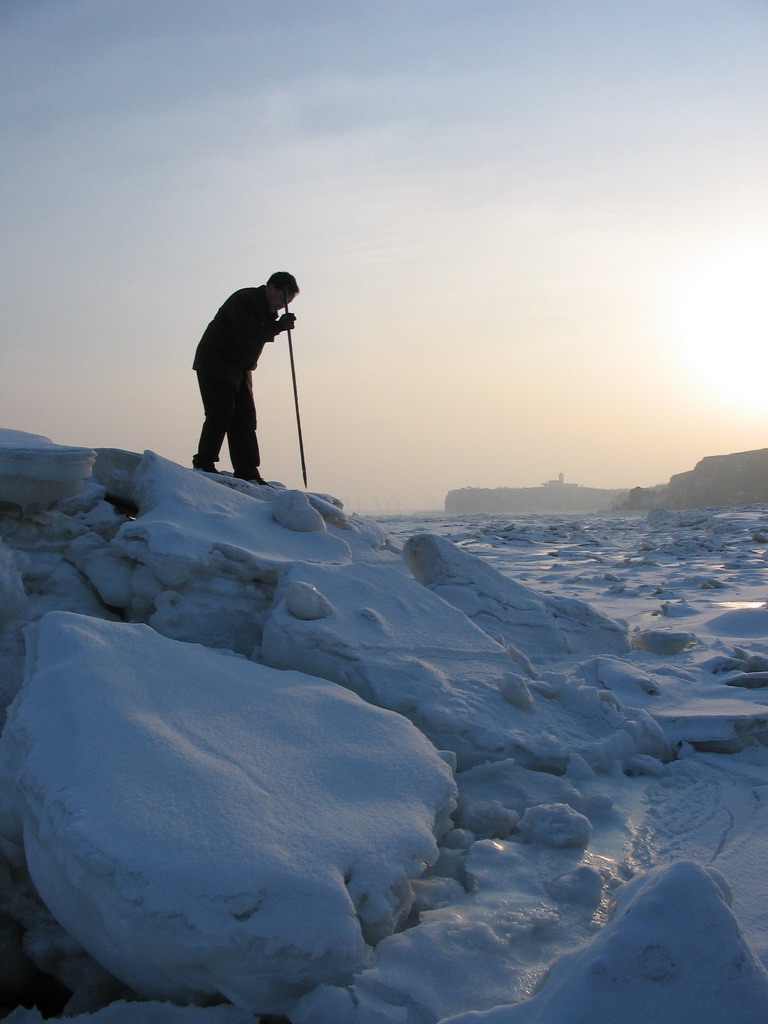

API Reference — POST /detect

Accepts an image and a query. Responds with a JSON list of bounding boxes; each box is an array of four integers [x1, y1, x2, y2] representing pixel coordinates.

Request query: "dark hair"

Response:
[[267, 271, 300, 295]]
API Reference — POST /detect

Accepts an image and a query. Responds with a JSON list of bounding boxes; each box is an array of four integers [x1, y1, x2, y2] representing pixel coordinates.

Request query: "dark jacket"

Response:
[[193, 287, 280, 387]]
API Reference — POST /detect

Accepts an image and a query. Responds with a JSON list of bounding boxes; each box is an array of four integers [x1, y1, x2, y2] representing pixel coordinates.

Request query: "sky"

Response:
[[1, 0, 767, 511]]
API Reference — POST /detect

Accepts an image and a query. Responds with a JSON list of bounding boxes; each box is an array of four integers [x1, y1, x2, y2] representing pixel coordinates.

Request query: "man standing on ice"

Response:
[[192, 271, 299, 485]]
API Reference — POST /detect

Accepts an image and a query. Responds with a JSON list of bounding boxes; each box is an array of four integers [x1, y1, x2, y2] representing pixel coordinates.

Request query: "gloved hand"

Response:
[[276, 312, 296, 334]]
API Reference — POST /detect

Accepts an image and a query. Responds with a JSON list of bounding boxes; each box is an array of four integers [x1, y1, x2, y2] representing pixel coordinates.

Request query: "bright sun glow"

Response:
[[668, 236, 768, 412]]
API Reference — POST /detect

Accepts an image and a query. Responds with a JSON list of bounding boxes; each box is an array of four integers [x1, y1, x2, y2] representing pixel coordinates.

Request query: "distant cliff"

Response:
[[624, 448, 768, 510], [444, 483, 628, 514], [446, 448, 768, 515]]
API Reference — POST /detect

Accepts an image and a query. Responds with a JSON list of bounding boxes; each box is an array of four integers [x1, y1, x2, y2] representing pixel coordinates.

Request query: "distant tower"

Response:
[[543, 472, 566, 487]]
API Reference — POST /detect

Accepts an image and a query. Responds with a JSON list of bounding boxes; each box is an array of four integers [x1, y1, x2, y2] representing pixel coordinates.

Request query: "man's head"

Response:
[[265, 271, 299, 311]]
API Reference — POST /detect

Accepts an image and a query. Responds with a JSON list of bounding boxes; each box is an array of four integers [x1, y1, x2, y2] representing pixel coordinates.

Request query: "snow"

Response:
[[0, 612, 454, 1014], [0, 430, 96, 511], [402, 532, 630, 664], [440, 861, 768, 1024], [1, 430, 768, 1022], [260, 558, 667, 773]]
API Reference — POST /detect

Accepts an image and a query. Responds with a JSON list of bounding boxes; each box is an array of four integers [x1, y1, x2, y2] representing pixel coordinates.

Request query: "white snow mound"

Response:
[[403, 532, 630, 664], [440, 860, 768, 1024], [262, 560, 668, 771], [0, 611, 456, 1015]]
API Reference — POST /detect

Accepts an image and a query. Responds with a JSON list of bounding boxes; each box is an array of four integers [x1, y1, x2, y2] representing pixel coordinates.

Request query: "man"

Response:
[[192, 271, 299, 484]]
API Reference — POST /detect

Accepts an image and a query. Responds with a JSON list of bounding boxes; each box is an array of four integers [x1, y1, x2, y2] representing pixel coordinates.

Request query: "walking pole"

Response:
[[283, 289, 308, 488]]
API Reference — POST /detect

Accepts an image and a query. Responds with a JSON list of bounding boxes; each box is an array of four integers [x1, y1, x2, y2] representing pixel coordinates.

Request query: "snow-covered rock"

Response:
[[0, 611, 456, 1016]]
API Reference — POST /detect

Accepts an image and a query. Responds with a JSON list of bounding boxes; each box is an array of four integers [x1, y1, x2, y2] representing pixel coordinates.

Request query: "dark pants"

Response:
[[193, 373, 260, 478]]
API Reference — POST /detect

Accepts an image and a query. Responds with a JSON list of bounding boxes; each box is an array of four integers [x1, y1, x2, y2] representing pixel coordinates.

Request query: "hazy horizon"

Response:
[[2, 0, 766, 511]]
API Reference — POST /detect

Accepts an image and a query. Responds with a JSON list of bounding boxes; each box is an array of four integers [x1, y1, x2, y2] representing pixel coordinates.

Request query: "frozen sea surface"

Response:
[[1, 437, 768, 1023]]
